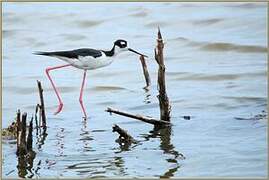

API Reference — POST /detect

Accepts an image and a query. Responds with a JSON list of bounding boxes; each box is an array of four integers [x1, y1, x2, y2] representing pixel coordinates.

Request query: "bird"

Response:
[[34, 39, 148, 119]]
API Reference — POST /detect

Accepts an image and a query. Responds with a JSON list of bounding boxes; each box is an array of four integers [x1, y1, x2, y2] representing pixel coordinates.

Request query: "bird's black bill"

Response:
[[128, 48, 148, 58]]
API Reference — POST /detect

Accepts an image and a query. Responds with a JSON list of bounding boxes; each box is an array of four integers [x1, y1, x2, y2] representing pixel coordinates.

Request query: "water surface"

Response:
[[2, 2, 267, 178]]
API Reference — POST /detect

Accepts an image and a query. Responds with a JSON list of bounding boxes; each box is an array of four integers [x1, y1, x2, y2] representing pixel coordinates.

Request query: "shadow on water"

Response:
[[143, 88, 151, 104], [17, 150, 36, 178], [37, 127, 48, 151], [17, 126, 47, 178], [80, 119, 94, 152], [56, 127, 65, 157], [143, 125, 185, 178]]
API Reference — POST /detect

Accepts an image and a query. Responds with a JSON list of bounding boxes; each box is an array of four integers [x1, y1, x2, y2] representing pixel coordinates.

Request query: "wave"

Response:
[[170, 36, 267, 53], [60, 34, 87, 41], [192, 18, 224, 26], [129, 11, 148, 18], [75, 20, 104, 28], [200, 42, 267, 53], [222, 96, 267, 104], [174, 71, 266, 81], [88, 85, 127, 92]]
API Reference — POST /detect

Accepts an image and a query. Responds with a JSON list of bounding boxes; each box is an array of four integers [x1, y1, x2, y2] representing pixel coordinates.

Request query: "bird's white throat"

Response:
[[113, 46, 128, 56]]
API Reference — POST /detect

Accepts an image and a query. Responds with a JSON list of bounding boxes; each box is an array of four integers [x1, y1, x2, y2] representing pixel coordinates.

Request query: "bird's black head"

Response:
[[113, 39, 148, 58], [114, 39, 128, 48]]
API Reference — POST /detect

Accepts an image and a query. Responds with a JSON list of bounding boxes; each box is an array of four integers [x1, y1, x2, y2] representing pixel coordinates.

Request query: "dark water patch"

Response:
[[192, 18, 224, 26], [174, 71, 266, 82], [145, 21, 169, 28], [200, 42, 267, 53], [179, 3, 199, 8], [3, 30, 17, 38], [41, 13, 78, 22], [166, 71, 189, 77], [228, 3, 266, 9], [23, 105, 37, 110], [211, 103, 240, 110], [23, 37, 47, 47], [25, 75, 44, 80], [129, 11, 148, 18], [226, 84, 239, 89], [170, 36, 189, 42], [171, 99, 185, 104], [46, 86, 78, 93], [170, 37, 267, 53], [222, 96, 266, 104], [75, 20, 104, 28], [174, 73, 239, 81], [133, 34, 148, 38], [60, 34, 87, 41], [235, 110, 267, 121], [3, 55, 8, 60], [3, 86, 36, 95], [88, 86, 127, 92], [3, 14, 25, 24]]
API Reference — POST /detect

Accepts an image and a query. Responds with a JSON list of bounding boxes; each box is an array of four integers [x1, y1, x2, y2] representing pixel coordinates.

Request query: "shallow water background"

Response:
[[2, 2, 267, 178]]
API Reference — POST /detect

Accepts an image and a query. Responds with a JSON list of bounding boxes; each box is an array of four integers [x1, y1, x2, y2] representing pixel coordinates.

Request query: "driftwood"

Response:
[[154, 27, 171, 121], [106, 107, 170, 126], [37, 80, 46, 127], [139, 55, 151, 89], [112, 124, 136, 143]]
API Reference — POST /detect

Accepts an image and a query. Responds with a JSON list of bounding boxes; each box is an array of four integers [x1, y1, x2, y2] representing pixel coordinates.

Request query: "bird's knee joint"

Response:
[[45, 68, 50, 74]]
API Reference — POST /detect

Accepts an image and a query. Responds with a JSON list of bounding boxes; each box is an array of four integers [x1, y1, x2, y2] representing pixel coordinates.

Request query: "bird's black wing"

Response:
[[34, 48, 103, 59]]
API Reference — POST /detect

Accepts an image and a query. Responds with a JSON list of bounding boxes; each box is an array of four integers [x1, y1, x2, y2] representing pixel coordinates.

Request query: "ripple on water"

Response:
[[74, 20, 104, 28], [60, 34, 87, 41], [200, 42, 267, 53], [87, 86, 127, 92], [145, 21, 170, 28], [173, 71, 266, 81], [227, 3, 266, 9], [129, 10, 148, 18], [127, 102, 159, 111], [3, 29, 17, 38], [169, 36, 267, 53], [222, 96, 267, 104], [192, 18, 224, 26]]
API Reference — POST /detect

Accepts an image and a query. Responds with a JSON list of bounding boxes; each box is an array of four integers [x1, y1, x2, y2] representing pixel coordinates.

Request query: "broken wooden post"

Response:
[[154, 27, 171, 121], [37, 80, 46, 127], [139, 55, 151, 90], [112, 124, 136, 143], [16, 110, 21, 150], [35, 104, 39, 136], [17, 112, 27, 156], [106, 107, 170, 126], [26, 118, 33, 151]]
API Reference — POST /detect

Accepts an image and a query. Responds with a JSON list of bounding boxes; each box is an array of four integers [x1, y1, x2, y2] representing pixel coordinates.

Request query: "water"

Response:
[[2, 2, 267, 178]]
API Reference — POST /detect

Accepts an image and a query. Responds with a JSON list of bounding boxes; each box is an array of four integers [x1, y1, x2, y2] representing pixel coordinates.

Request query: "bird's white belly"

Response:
[[57, 52, 113, 70]]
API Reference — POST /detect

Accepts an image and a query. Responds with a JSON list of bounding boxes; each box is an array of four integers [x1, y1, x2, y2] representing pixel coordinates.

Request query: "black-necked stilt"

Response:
[[34, 39, 147, 118]]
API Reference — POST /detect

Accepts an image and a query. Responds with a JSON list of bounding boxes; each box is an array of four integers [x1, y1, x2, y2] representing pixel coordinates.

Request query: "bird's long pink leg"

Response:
[[45, 64, 71, 115], [79, 70, 87, 118]]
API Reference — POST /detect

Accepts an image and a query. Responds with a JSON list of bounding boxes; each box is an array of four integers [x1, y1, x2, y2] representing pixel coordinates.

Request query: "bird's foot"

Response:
[[54, 103, 63, 115]]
